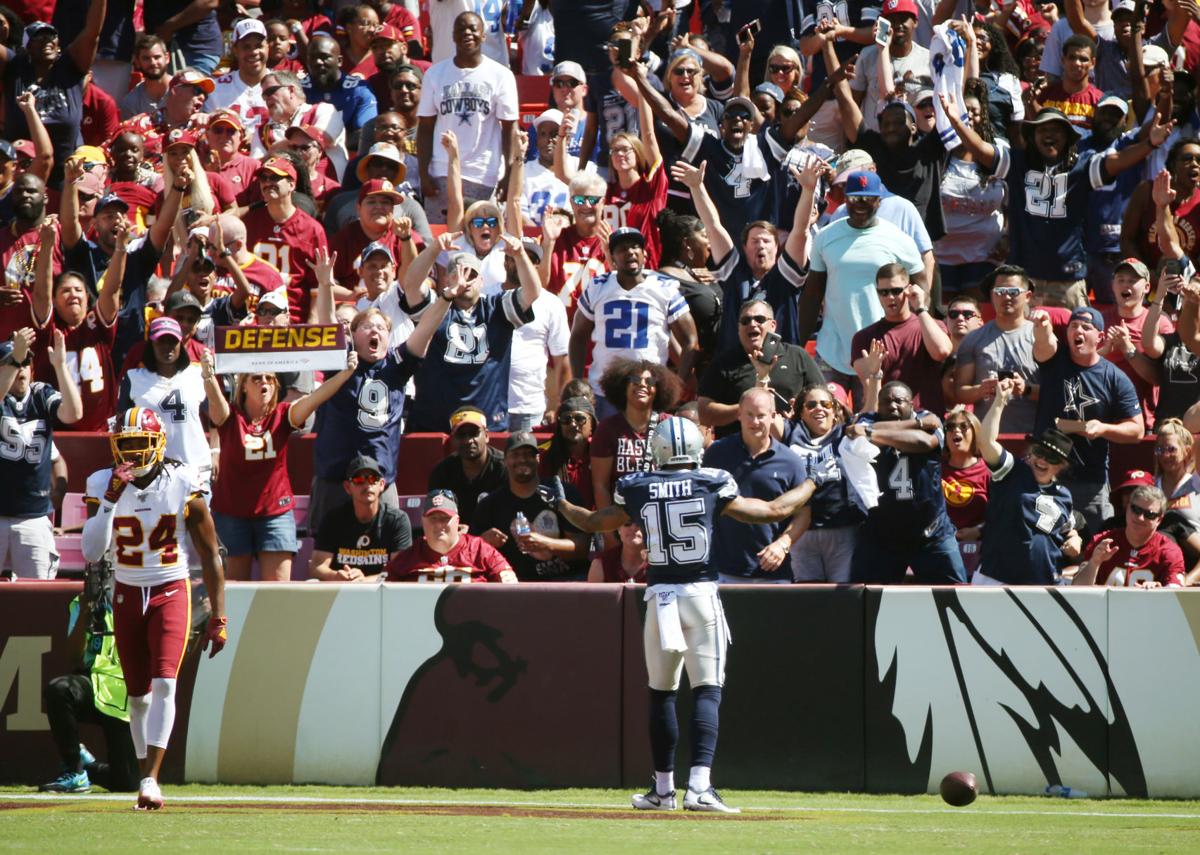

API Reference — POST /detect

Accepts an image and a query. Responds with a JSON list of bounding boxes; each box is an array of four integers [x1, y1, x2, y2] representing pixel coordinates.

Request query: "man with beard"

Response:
[[209, 20, 271, 140], [428, 406, 506, 527], [119, 36, 171, 120], [243, 155, 329, 324], [416, 12, 517, 224], [846, 381, 967, 584], [121, 69, 213, 161], [364, 24, 415, 106], [258, 69, 348, 178], [798, 172, 925, 391], [303, 35, 378, 154], [403, 231, 540, 432], [1033, 305, 1143, 531], [472, 432, 590, 581]]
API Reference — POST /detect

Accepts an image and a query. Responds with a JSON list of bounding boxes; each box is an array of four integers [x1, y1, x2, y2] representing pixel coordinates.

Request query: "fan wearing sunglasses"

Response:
[[310, 454, 413, 582], [1074, 484, 1185, 587]]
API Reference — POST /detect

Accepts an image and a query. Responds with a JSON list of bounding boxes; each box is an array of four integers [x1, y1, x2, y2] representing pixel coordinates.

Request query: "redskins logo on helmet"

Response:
[[109, 407, 166, 476]]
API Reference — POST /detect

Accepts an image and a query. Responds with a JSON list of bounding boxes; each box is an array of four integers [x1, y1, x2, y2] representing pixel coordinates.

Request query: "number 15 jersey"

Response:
[[85, 461, 202, 586], [577, 271, 689, 396], [613, 467, 739, 585]]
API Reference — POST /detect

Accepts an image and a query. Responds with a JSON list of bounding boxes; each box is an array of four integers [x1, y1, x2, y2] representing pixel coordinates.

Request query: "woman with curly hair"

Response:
[[973, 20, 1025, 141], [590, 358, 682, 510]]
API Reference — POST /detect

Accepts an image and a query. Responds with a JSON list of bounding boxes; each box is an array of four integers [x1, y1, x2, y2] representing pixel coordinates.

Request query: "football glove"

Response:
[[204, 616, 228, 658], [808, 456, 841, 488], [537, 476, 567, 511]]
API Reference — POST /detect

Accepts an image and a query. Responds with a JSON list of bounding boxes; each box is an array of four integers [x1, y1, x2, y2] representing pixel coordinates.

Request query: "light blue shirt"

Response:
[[809, 217, 924, 375], [829, 191, 933, 254]]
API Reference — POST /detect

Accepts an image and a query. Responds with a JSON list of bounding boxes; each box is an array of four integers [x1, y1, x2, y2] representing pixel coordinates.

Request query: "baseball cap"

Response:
[[1023, 107, 1081, 141], [257, 288, 289, 312], [285, 123, 325, 146], [832, 149, 875, 184], [882, 0, 919, 17], [72, 145, 108, 167], [1143, 44, 1170, 69], [358, 241, 395, 266], [422, 488, 459, 517], [164, 128, 200, 150], [826, 382, 852, 412], [1068, 305, 1105, 331], [843, 171, 882, 197], [521, 237, 544, 263], [533, 108, 564, 129], [723, 96, 757, 118], [22, 21, 57, 47], [911, 88, 935, 107], [12, 139, 34, 159], [76, 171, 105, 198], [0, 141, 14, 162], [95, 192, 129, 213], [148, 316, 183, 341], [371, 23, 402, 43], [170, 68, 215, 94], [1112, 468, 1155, 492], [449, 407, 487, 433], [233, 18, 268, 43], [1114, 257, 1150, 280], [446, 251, 483, 276], [558, 396, 595, 420], [165, 290, 203, 314], [754, 82, 786, 104], [505, 430, 540, 453], [345, 454, 384, 480], [1096, 93, 1130, 117], [208, 109, 244, 132], [878, 98, 917, 121], [1030, 428, 1074, 465], [356, 142, 406, 183], [358, 177, 404, 203], [1111, 0, 1137, 12], [609, 226, 646, 252], [259, 155, 298, 181], [551, 60, 586, 85]]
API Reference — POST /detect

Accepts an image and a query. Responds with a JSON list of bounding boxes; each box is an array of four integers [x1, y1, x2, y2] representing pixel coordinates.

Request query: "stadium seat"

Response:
[[398, 494, 425, 532], [516, 74, 550, 126], [56, 533, 85, 573], [60, 493, 88, 530]]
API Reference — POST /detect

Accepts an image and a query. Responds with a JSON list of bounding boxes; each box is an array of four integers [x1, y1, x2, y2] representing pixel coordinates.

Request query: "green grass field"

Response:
[[4, 785, 1200, 853]]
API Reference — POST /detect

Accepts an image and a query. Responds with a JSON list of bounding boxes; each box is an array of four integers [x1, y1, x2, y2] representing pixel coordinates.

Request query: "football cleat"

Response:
[[683, 787, 740, 813], [135, 777, 163, 810], [631, 780, 677, 811], [39, 770, 91, 794]]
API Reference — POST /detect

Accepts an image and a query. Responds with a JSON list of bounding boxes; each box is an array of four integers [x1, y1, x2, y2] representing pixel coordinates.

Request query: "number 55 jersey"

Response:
[[613, 467, 739, 585], [84, 460, 203, 585]]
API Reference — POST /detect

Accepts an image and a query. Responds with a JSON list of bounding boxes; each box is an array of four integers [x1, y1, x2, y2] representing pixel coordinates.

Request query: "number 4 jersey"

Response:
[[85, 460, 203, 586], [613, 467, 739, 585]]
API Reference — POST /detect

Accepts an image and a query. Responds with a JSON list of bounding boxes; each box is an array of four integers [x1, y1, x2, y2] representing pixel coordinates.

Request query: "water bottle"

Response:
[[515, 511, 531, 537], [1044, 785, 1088, 799]]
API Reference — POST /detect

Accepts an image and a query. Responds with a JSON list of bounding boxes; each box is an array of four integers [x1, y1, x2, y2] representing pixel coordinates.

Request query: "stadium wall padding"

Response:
[[4, 582, 1200, 796]]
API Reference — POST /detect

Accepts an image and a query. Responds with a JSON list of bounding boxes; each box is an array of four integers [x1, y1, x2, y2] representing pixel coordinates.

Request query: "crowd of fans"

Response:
[[1, 0, 1199, 588]]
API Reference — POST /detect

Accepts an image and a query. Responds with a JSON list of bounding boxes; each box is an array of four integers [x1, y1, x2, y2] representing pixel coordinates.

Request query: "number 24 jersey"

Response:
[[85, 460, 203, 586], [613, 467, 739, 585]]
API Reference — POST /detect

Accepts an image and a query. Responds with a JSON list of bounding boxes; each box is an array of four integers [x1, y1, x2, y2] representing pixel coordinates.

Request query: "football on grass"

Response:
[[940, 771, 978, 807]]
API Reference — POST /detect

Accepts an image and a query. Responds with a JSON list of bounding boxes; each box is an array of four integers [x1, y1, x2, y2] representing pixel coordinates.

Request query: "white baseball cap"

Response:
[[233, 18, 268, 42], [533, 108, 564, 128]]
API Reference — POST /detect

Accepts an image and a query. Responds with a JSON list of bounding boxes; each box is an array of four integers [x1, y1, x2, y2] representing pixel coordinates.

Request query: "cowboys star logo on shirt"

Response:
[[1062, 379, 1101, 420]]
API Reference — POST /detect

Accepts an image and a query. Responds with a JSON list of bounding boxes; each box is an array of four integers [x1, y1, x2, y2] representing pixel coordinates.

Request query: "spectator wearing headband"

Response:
[[428, 406, 507, 527]]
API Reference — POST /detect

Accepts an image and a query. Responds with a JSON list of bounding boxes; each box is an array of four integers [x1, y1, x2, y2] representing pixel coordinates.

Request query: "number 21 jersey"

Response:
[[613, 467, 739, 585]]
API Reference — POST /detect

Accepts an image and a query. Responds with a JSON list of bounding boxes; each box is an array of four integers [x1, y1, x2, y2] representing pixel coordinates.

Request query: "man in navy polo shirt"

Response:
[[702, 387, 808, 583]]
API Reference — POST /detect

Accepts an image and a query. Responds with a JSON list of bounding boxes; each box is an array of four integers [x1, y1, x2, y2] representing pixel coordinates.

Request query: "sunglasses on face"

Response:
[[391, 80, 419, 90], [1129, 503, 1163, 520], [256, 304, 284, 317], [552, 78, 579, 88], [769, 64, 797, 74], [803, 399, 834, 411], [469, 216, 499, 229], [993, 286, 1024, 297], [876, 287, 905, 298], [948, 309, 978, 319], [739, 314, 770, 325], [725, 111, 752, 124], [560, 414, 590, 426], [349, 473, 382, 486], [572, 194, 602, 206], [671, 66, 700, 77], [262, 84, 287, 97], [628, 376, 656, 387]]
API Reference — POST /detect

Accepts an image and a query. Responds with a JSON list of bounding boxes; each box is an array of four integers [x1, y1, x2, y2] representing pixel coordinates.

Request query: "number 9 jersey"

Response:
[[613, 467, 739, 585], [84, 460, 203, 586]]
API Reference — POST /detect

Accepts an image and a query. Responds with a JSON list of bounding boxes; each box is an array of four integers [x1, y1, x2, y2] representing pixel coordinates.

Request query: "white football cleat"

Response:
[[135, 777, 163, 811], [631, 780, 677, 810], [683, 787, 739, 813]]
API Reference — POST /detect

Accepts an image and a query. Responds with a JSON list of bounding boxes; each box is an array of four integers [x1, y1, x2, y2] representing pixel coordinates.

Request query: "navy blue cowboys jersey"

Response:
[[613, 467, 739, 585], [980, 450, 1074, 584], [859, 411, 955, 543], [407, 289, 534, 432], [0, 382, 61, 517]]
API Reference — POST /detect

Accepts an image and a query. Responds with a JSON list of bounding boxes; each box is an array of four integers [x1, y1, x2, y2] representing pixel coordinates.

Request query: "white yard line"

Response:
[[3, 792, 1200, 820]]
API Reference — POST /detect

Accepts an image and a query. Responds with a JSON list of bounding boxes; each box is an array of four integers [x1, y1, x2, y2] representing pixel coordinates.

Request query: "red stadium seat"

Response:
[[517, 74, 550, 125]]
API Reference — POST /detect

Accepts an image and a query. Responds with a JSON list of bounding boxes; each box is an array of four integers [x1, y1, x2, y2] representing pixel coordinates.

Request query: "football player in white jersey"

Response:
[[81, 407, 226, 811]]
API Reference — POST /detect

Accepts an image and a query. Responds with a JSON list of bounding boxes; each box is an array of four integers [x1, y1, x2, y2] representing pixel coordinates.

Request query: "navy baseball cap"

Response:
[[1069, 306, 1105, 331], [754, 82, 785, 104], [609, 226, 645, 252], [345, 454, 384, 480], [95, 192, 129, 213], [844, 171, 883, 197], [0, 141, 14, 162]]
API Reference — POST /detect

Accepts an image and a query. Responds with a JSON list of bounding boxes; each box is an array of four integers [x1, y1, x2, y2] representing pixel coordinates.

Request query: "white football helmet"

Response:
[[650, 416, 705, 469]]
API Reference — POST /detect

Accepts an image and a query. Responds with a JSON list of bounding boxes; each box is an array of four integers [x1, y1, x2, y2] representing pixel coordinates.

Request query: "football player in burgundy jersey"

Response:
[[555, 417, 824, 813], [82, 407, 226, 811]]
